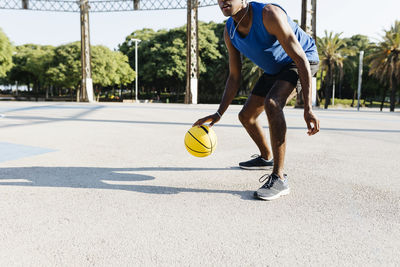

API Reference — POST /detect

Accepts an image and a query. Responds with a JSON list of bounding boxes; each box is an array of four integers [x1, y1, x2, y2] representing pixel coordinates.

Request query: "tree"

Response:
[[242, 57, 262, 96], [342, 35, 379, 105], [7, 44, 54, 99], [27, 45, 55, 98], [197, 22, 225, 103], [0, 28, 13, 79], [46, 42, 81, 99], [7, 45, 36, 92], [120, 23, 225, 103], [46, 42, 135, 100], [119, 28, 157, 57], [124, 28, 187, 99], [317, 31, 350, 108], [91, 45, 135, 88], [369, 20, 400, 112]]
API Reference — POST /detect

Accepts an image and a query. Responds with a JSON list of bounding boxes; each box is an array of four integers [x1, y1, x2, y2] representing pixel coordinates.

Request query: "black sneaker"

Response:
[[239, 155, 273, 170]]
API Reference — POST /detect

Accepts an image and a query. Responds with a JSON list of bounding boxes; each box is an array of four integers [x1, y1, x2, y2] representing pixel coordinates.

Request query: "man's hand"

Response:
[[304, 109, 320, 136], [193, 113, 221, 127]]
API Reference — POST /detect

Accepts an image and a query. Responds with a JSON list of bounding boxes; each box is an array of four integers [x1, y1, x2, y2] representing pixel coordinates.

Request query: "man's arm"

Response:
[[262, 5, 320, 135], [193, 25, 242, 127], [217, 25, 243, 115]]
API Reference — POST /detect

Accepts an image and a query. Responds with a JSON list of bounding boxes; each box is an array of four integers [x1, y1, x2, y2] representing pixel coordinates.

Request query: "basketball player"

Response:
[[193, 0, 320, 200]]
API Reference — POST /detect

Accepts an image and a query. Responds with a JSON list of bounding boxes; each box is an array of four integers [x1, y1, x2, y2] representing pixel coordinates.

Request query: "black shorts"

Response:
[[251, 62, 319, 97]]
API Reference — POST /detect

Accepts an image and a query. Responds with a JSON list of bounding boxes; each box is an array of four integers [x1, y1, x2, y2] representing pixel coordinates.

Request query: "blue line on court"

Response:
[[0, 142, 56, 163]]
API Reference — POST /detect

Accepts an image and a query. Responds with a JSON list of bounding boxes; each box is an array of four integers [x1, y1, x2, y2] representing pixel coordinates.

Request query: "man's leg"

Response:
[[264, 80, 297, 179], [238, 94, 272, 160]]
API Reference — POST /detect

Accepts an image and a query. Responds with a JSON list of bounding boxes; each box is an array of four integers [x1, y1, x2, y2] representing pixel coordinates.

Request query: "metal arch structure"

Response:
[[0, 0, 217, 12], [0, 0, 218, 103]]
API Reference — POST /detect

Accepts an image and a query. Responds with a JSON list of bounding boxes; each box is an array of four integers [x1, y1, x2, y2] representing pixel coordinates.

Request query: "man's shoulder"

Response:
[[262, 4, 284, 16], [261, 4, 286, 23]]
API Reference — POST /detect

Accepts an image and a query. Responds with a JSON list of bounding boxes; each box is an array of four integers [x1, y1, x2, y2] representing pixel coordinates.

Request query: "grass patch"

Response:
[[233, 96, 399, 109], [320, 98, 400, 109]]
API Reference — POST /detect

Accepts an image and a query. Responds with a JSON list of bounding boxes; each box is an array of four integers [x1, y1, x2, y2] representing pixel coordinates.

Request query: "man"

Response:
[[193, 0, 320, 200]]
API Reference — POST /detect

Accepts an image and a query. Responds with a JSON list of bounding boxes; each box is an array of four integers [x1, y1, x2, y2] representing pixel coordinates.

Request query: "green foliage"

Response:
[[137, 27, 187, 93], [46, 42, 81, 89], [317, 31, 353, 108], [318, 31, 347, 71], [369, 21, 400, 87], [3, 19, 399, 107], [119, 28, 157, 57], [120, 22, 227, 103], [339, 35, 380, 101], [0, 28, 13, 78], [368, 20, 400, 111], [319, 98, 400, 109], [232, 95, 248, 105], [4, 42, 135, 98], [7, 44, 55, 93], [197, 22, 227, 103], [91, 45, 135, 87], [242, 57, 262, 95]]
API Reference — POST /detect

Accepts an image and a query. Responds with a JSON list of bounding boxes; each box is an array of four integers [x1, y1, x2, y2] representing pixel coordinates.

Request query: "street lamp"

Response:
[[357, 51, 364, 111], [130, 38, 141, 102]]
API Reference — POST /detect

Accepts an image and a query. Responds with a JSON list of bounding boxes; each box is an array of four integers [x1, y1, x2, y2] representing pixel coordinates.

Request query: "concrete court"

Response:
[[0, 101, 399, 266]]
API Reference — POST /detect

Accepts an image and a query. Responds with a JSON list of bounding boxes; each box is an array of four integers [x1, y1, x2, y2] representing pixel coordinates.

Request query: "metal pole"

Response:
[[133, 0, 140, 10], [22, 0, 28, 9], [185, 0, 198, 104], [79, 0, 93, 102], [357, 51, 364, 111], [185, 0, 191, 104], [298, 0, 317, 108], [311, 0, 317, 42], [332, 73, 335, 107], [135, 40, 138, 102], [301, 0, 307, 31], [302, 0, 316, 37]]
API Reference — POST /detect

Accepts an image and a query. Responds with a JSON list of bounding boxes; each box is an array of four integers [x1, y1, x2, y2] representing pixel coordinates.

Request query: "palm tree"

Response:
[[342, 35, 372, 106], [369, 21, 400, 112], [317, 31, 350, 109]]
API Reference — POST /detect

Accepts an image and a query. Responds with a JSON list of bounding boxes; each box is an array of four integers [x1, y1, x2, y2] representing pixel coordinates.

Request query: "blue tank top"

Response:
[[227, 1, 319, 75]]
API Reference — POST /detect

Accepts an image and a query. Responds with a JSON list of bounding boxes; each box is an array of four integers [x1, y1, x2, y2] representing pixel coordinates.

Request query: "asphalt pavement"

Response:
[[0, 101, 399, 266]]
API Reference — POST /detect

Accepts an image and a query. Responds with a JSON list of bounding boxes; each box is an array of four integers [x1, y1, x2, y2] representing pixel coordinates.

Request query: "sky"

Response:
[[0, 0, 399, 50]]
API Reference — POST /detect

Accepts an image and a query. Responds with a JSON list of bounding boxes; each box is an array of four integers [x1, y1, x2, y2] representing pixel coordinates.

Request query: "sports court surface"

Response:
[[0, 101, 399, 265]]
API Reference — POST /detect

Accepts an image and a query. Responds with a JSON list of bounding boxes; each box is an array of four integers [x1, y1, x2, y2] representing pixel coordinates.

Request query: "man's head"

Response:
[[218, 0, 246, 17]]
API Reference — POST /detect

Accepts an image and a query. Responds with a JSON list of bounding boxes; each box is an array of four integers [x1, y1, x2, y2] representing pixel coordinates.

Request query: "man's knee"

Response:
[[238, 109, 256, 126], [265, 97, 287, 120], [238, 109, 248, 124], [264, 97, 282, 114]]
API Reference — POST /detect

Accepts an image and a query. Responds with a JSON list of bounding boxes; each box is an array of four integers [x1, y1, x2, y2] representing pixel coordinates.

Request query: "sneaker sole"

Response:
[[254, 188, 290, 201], [239, 165, 273, 170]]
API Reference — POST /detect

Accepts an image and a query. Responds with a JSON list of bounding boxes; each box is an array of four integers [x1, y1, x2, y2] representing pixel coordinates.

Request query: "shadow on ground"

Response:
[[0, 166, 255, 200]]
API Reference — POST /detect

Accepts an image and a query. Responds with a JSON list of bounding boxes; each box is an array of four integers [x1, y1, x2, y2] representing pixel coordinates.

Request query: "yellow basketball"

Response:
[[184, 125, 217, 157]]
